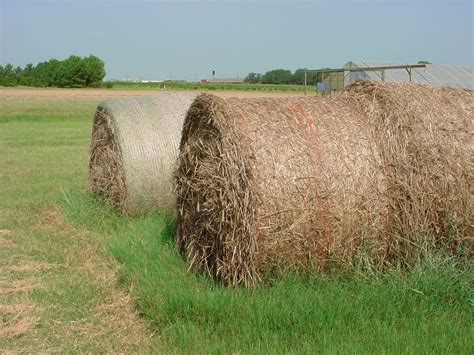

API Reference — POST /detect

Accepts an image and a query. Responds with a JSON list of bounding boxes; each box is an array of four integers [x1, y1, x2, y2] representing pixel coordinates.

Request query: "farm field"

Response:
[[0, 88, 472, 353], [0, 86, 311, 102], [107, 81, 310, 92]]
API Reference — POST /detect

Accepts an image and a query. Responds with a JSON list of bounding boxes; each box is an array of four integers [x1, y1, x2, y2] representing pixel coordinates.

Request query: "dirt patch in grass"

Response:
[[0, 230, 15, 236]]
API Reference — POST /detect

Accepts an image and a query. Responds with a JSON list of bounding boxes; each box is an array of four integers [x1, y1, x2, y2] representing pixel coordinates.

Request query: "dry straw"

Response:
[[89, 92, 197, 215], [175, 83, 473, 287], [347, 81, 473, 261], [175, 93, 388, 286]]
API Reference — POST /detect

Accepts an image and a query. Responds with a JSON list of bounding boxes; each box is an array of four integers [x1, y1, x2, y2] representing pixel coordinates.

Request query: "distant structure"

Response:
[[200, 78, 243, 84], [121, 76, 139, 83], [311, 61, 474, 93]]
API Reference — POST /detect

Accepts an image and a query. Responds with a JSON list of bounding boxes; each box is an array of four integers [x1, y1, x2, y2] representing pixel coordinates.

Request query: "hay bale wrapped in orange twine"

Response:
[[175, 83, 473, 286], [175, 93, 389, 286]]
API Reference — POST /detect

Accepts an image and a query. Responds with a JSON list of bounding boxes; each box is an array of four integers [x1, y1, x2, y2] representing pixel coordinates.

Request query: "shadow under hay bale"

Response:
[[347, 81, 473, 261], [175, 93, 389, 286], [89, 92, 197, 215], [175, 84, 473, 287]]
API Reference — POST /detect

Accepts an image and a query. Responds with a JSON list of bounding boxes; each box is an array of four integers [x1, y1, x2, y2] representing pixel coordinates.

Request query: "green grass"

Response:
[[0, 99, 152, 352], [108, 80, 310, 92], [62, 190, 474, 354], [1, 96, 473, 353], [0, 101, 93, 226]]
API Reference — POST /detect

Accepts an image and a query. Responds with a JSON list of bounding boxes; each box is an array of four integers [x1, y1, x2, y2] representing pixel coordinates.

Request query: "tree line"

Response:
[[244, 68, 323, 85], [0, 55, 106, 88]]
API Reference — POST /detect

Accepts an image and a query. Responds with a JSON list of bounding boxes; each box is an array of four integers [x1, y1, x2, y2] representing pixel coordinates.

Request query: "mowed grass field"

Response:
[[1, 89, 473, 353]]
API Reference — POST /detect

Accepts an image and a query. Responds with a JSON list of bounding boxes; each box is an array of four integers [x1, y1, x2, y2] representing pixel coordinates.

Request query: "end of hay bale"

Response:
[[89, 105, 127, 211], [89, 93, 198, 216], [175, 94, 258, 286]]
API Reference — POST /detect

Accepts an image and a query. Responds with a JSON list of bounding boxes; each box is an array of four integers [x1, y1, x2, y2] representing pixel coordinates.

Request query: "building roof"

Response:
[[344, 61, 474, 90]]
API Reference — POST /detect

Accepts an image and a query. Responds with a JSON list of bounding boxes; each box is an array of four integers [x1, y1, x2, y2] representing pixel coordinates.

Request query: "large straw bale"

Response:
[[176, 83, 473, 286], [347, 81, 473, 260], [175, 93, 389, 286], [89, 92, 196, 215]]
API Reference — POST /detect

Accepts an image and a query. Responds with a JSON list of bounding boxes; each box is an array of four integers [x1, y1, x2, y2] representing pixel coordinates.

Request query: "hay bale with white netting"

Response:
[[347, 81, 473, 261], [89, 92, 197, 215], [175, 93, 389, 286]]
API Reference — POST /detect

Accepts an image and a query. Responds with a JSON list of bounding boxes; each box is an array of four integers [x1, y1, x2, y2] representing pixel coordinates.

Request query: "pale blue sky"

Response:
[[1, 0, 472, 80]]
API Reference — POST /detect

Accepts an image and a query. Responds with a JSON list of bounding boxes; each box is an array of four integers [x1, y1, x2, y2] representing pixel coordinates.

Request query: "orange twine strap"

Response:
[[289, 102, 331, 265]]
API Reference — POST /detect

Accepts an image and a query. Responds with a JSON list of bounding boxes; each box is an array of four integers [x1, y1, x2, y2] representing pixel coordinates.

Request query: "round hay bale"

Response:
[[346, 81, 473, 260], [89, 92, 197, 215], [175, 93, 389, 286]]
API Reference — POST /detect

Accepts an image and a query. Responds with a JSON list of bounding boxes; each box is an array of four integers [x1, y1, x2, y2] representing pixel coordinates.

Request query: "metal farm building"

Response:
[[313, 61, 474, 92]]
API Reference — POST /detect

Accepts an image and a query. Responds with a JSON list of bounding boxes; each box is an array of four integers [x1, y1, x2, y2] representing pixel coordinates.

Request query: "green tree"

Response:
[[261, 69, 293, 84], [0, 55, 107, 88], [62, 55, 85, 87], [14, 66, 23, 79], [0, 64, 18, 86], [34, 61, 54, 87], [292, 68, 320, 85], [244, 72, 263, 84], [82, 55, 106, 87], [19, 63, 36, 86], [48, 59, 65, 87]]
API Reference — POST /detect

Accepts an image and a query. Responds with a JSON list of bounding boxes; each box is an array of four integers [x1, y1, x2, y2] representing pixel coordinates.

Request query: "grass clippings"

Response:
[[0, 317, 39, 339], [6, 261, 59, 273], [0, 304, 38, 314], [0, 281, 42, 295]]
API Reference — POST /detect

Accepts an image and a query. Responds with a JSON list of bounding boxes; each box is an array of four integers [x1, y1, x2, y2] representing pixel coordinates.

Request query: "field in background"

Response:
[[0, 87, 310, 102], [108, 81, 310, 92], [0, 88, 472, 353]]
